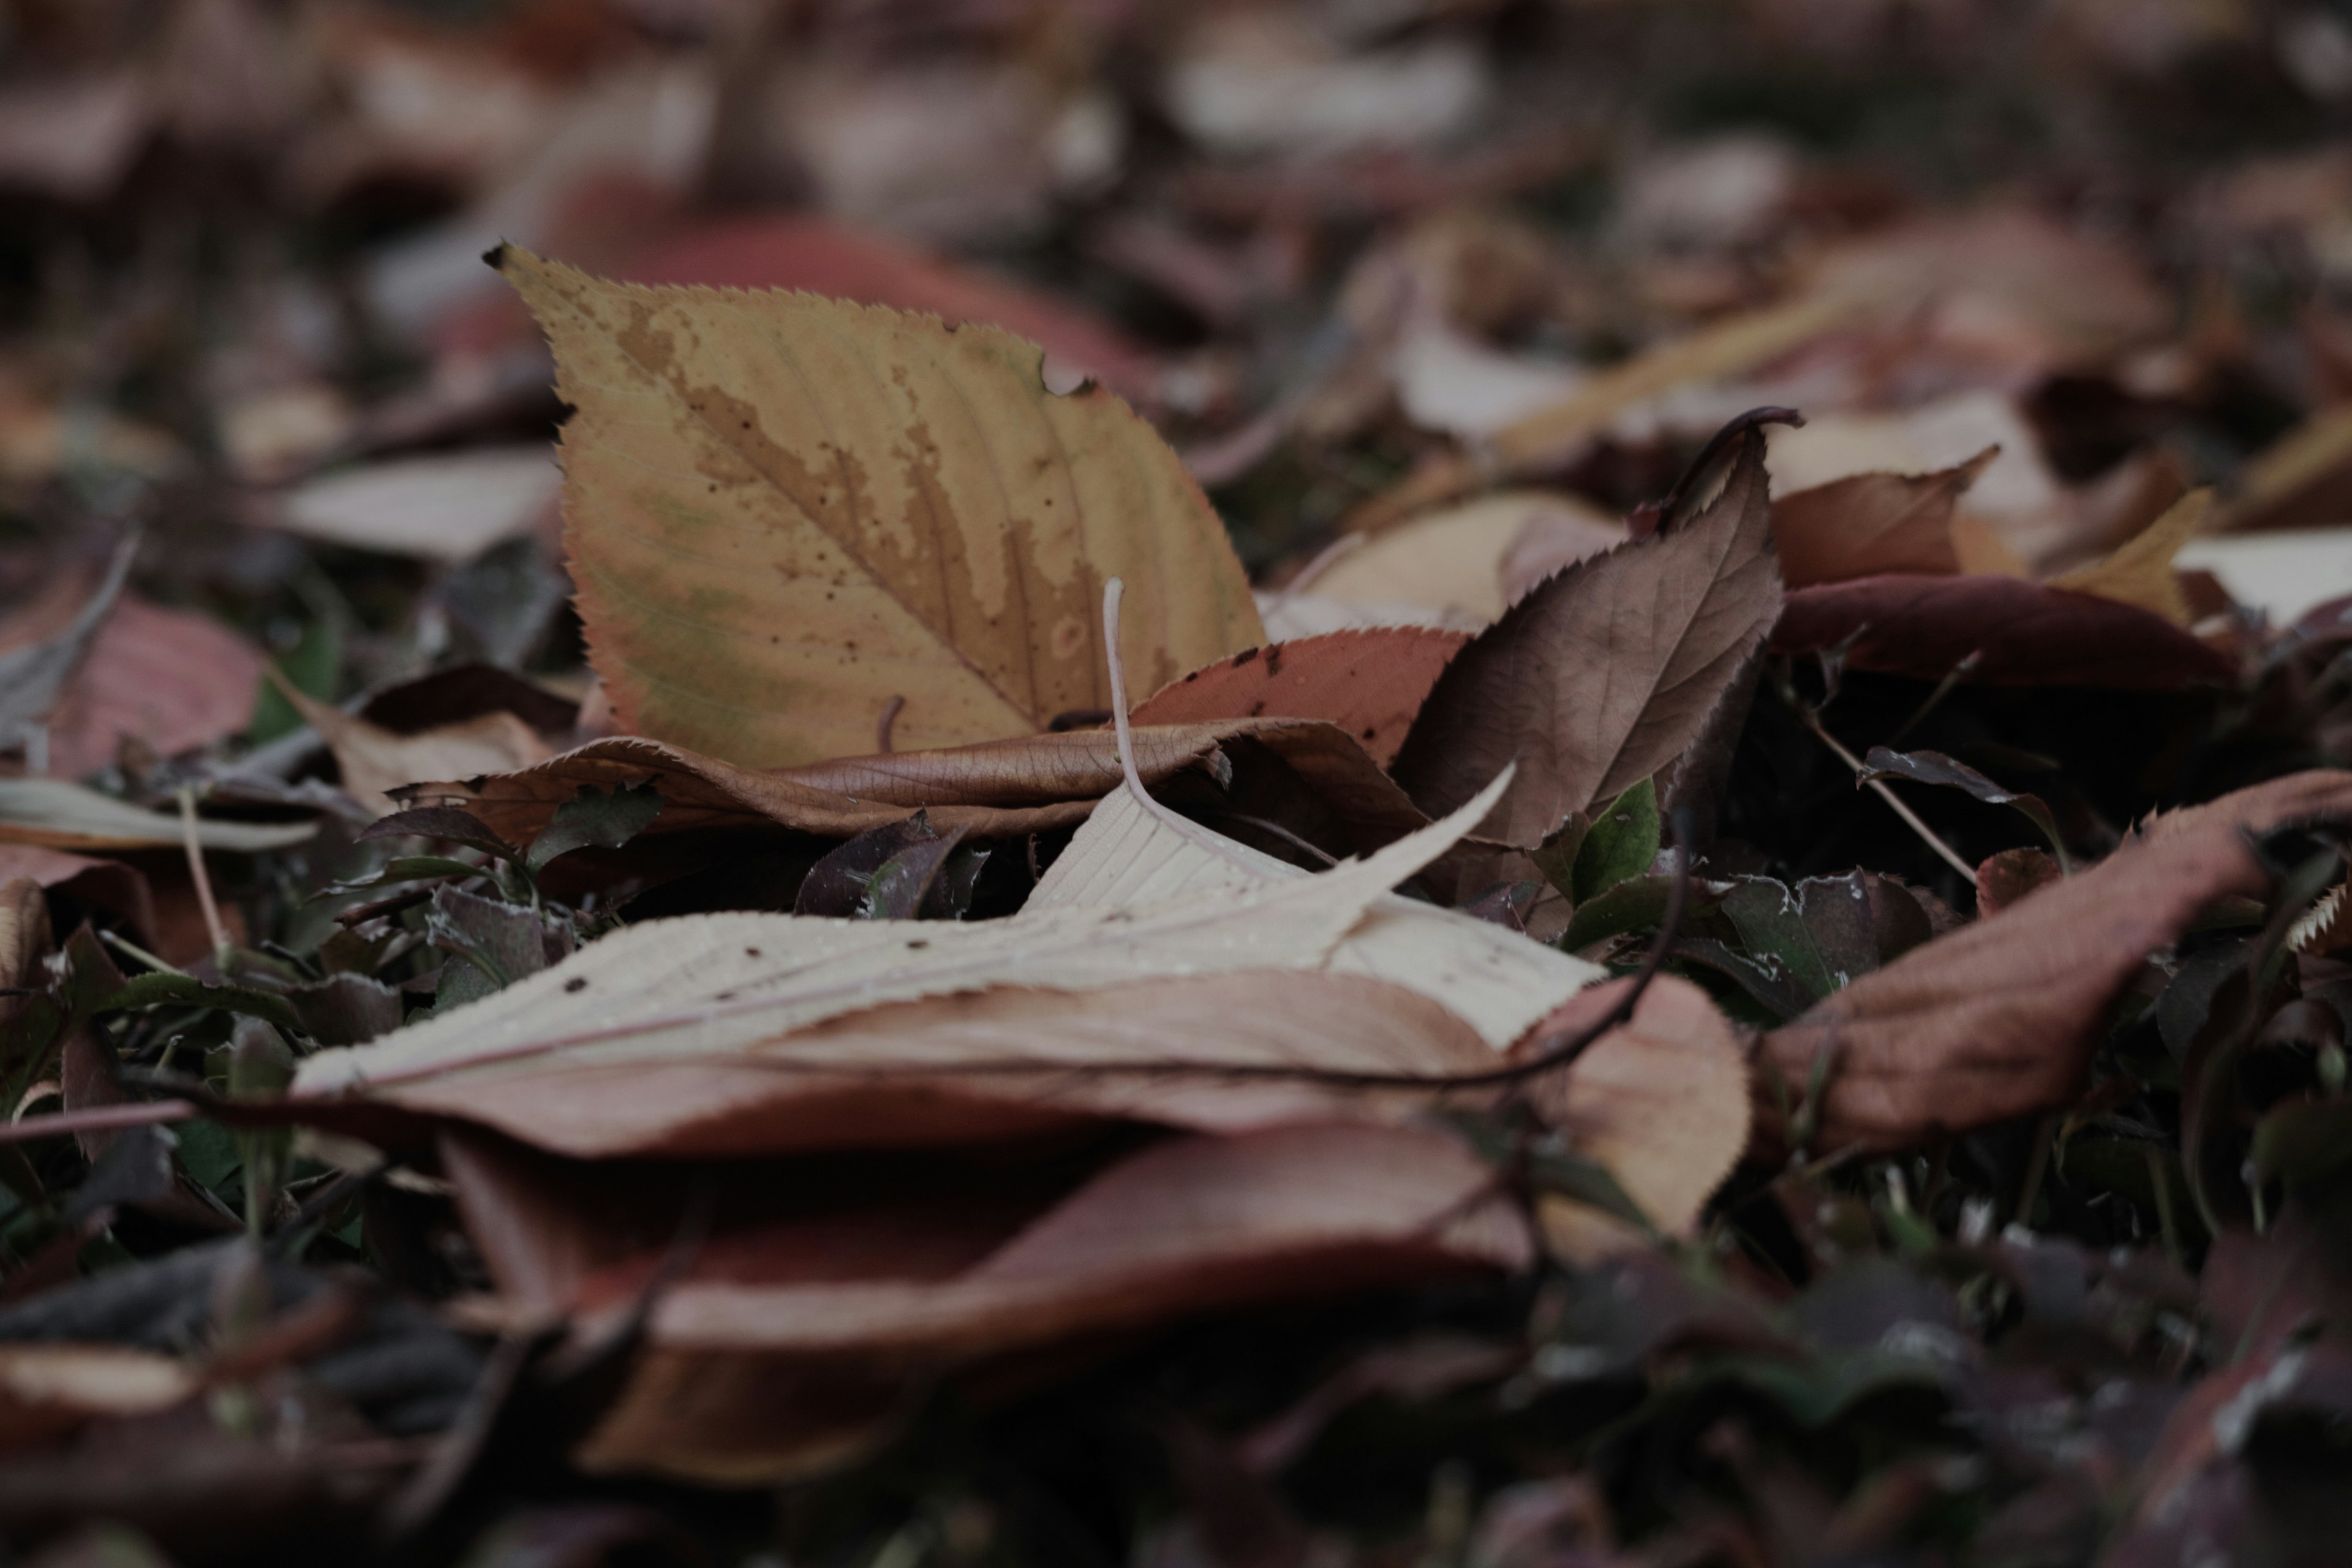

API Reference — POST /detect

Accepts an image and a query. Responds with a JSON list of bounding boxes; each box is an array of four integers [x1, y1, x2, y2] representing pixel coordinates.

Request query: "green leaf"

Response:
[[102, 973, 304, 1034], [526, 782, 664, 874], [2251, 1100, 2352, 1192], [325, 856, 489, 895], [1558, 875, 1674, 953], [1721, 878, 1838, 1001], [1570, 780, 1659, 902]]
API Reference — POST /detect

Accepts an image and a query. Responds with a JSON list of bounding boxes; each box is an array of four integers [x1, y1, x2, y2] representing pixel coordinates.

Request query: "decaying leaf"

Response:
[[1768, 453, 1987, 589], [37, 596, 265, 780], [1757, 769, 2352, 1156], [292, 766, 1600, 1134], [1773, 574, 2236, 688], [0, 538, 135, 758], [1390, 421, 1784, 846], [1129, 629, 1465, 768], [0, 1344, 196, 1452], [497, 246, 1263, 768], [2046, 486, 2209, 625], [1519, 974, 1751, 1263], [398, 720, 1425, 852], [0, 779, 315, 854], [266, 673, 553, 817]]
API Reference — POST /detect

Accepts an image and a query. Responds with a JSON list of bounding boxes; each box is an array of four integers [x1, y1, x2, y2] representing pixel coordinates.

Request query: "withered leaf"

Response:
[[399, 721, 1425, 853], [1129, 628, 1466, 769], [1773, 573, 2234, 688], [1390, 423, 1784, 847], [1757, 769, 2352, 1156], [1768, 451, 1986, 588], [497, 247, 1262, 768]]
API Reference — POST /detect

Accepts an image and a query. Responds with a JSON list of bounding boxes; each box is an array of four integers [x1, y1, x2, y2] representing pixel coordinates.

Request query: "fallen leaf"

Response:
[[1520, 974, 1751, 1263], [463, 1118, 1531, 1483], [0, 1345, 196, 1452], [1857, 747, 2065, 864], [274, 447, 559, 564], [2218, 401, 2352, 533], [39, 597, 265, 780], [1771, 574, 2236, 688], [0, 850, 155, 957], [1768, 454, 1988, 588], [1755, 769, 2352, 1156], [1308, 492, 1608, 626], [2046, 488, 2210, 624], [0, 780, 315, 854], [0, 73, 149, 202], [625, 216, 1159, 399], [398, 720, 1424, 853], [291, 765, 1591, 1124], [2176, 526, 2352, 626], [1390, 421, 1784, 846], [1129, 630, 1466, 768], [268, 676, 552, 818], [497, 246, 1262, 767], [0, 539, 135, 760]]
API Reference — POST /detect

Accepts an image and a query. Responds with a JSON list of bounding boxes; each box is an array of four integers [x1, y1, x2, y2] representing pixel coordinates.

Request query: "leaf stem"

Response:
[[1802, 714, 1977, 881]]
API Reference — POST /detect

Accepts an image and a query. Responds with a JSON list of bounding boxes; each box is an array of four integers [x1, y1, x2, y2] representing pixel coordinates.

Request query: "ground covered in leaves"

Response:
[[3, 2, 2352, 1566]]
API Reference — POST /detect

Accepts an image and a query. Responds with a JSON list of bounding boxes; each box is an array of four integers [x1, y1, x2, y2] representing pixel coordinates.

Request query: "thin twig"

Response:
[[99, 928, 184, 976], [0, 1098, 197, 1146], [177, 785, 233, 964], [875, 694, 904, 754], [1801, 712, 1977, 881]]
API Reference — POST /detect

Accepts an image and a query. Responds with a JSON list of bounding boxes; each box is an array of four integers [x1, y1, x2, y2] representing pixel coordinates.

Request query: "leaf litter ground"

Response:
[[2, 6, 2352, 1566]]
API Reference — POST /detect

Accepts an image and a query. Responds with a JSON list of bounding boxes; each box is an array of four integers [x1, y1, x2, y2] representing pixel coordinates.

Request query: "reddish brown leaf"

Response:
[[1772, 573, 2235, 688], [1975, 846, 2062, 919], [1391, 423, 1784, 846], [404, 721, 1425, 853], [42, 597, 264, 780], [440, 1120, 1529, 1482], [1757, 770, 2352, 1156], [1768, 453, 1986, 589], [1130, 629, 1466, 768]]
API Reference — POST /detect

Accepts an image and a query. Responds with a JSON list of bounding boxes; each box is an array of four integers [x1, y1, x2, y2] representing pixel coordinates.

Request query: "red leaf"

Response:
[[1772, 573, 2234, 688], [1130, 628, 1467, 767]]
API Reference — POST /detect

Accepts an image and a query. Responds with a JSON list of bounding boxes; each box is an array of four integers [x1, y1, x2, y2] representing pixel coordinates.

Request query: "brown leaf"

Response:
[[1521, 974, 1751, 1262], [1768, 453, 1988, 589], [1130, 630, 1466, 769], [2046, 487, 2209, 625], [269, 674, 552, 818], [1974, 847, 2062, 919], [0, 876, 48, 1019], [401, 721, 1425, 853], [343, 973, 1501, 1161], [439, 1120, 1531, 1483], [39, 596, 264, 780], [0, 1345, 196, 1453], [1771, 574, 2235, 688], [1390, 423, 1784, 846], [1757, 770, 2352, 1156], [498, 246, 1261, 769]]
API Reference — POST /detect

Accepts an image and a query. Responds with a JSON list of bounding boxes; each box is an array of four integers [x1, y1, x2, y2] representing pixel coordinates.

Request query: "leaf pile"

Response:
[[2, 6, 2352, 1566]]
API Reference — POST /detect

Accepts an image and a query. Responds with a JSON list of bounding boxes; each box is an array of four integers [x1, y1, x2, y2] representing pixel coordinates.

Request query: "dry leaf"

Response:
[[1773, 573, 2236, 688], [291, 766, 1587, 1122], [400, 720, 1424, 853], [2046, 488, 2210, 625], [37, 597, 265, 780], [1768, 453, 1989, 588], [0, 780, 315, 854], [0, 875, 48, 1032], [1129, 630, 1465, 768], [1310, 492, 1605, 626], [497, 246, 1262, 767], [1254, 593, 1485, 642], [1520, 973, 1751, 1264], [276, 448, 559, 564], [1390, 423, 1784, 847], [0, 539, 135, 755], [445, 1118, 1530, 1483], [2218, 401, 2352, 533], [0, 1345, 196, 1453], [269, 677, 552, 818], [2176, 526, 2352, 626], [1757, 769, 2352, 1156]]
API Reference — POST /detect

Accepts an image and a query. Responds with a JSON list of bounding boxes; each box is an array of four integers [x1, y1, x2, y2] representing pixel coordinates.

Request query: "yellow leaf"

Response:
[[497, 247, 1263, 767], [2048, 486, 2211, 625]]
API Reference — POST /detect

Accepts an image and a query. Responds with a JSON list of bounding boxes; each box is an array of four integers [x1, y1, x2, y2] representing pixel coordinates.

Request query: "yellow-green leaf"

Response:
[[497, 247, 1264, 767]]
